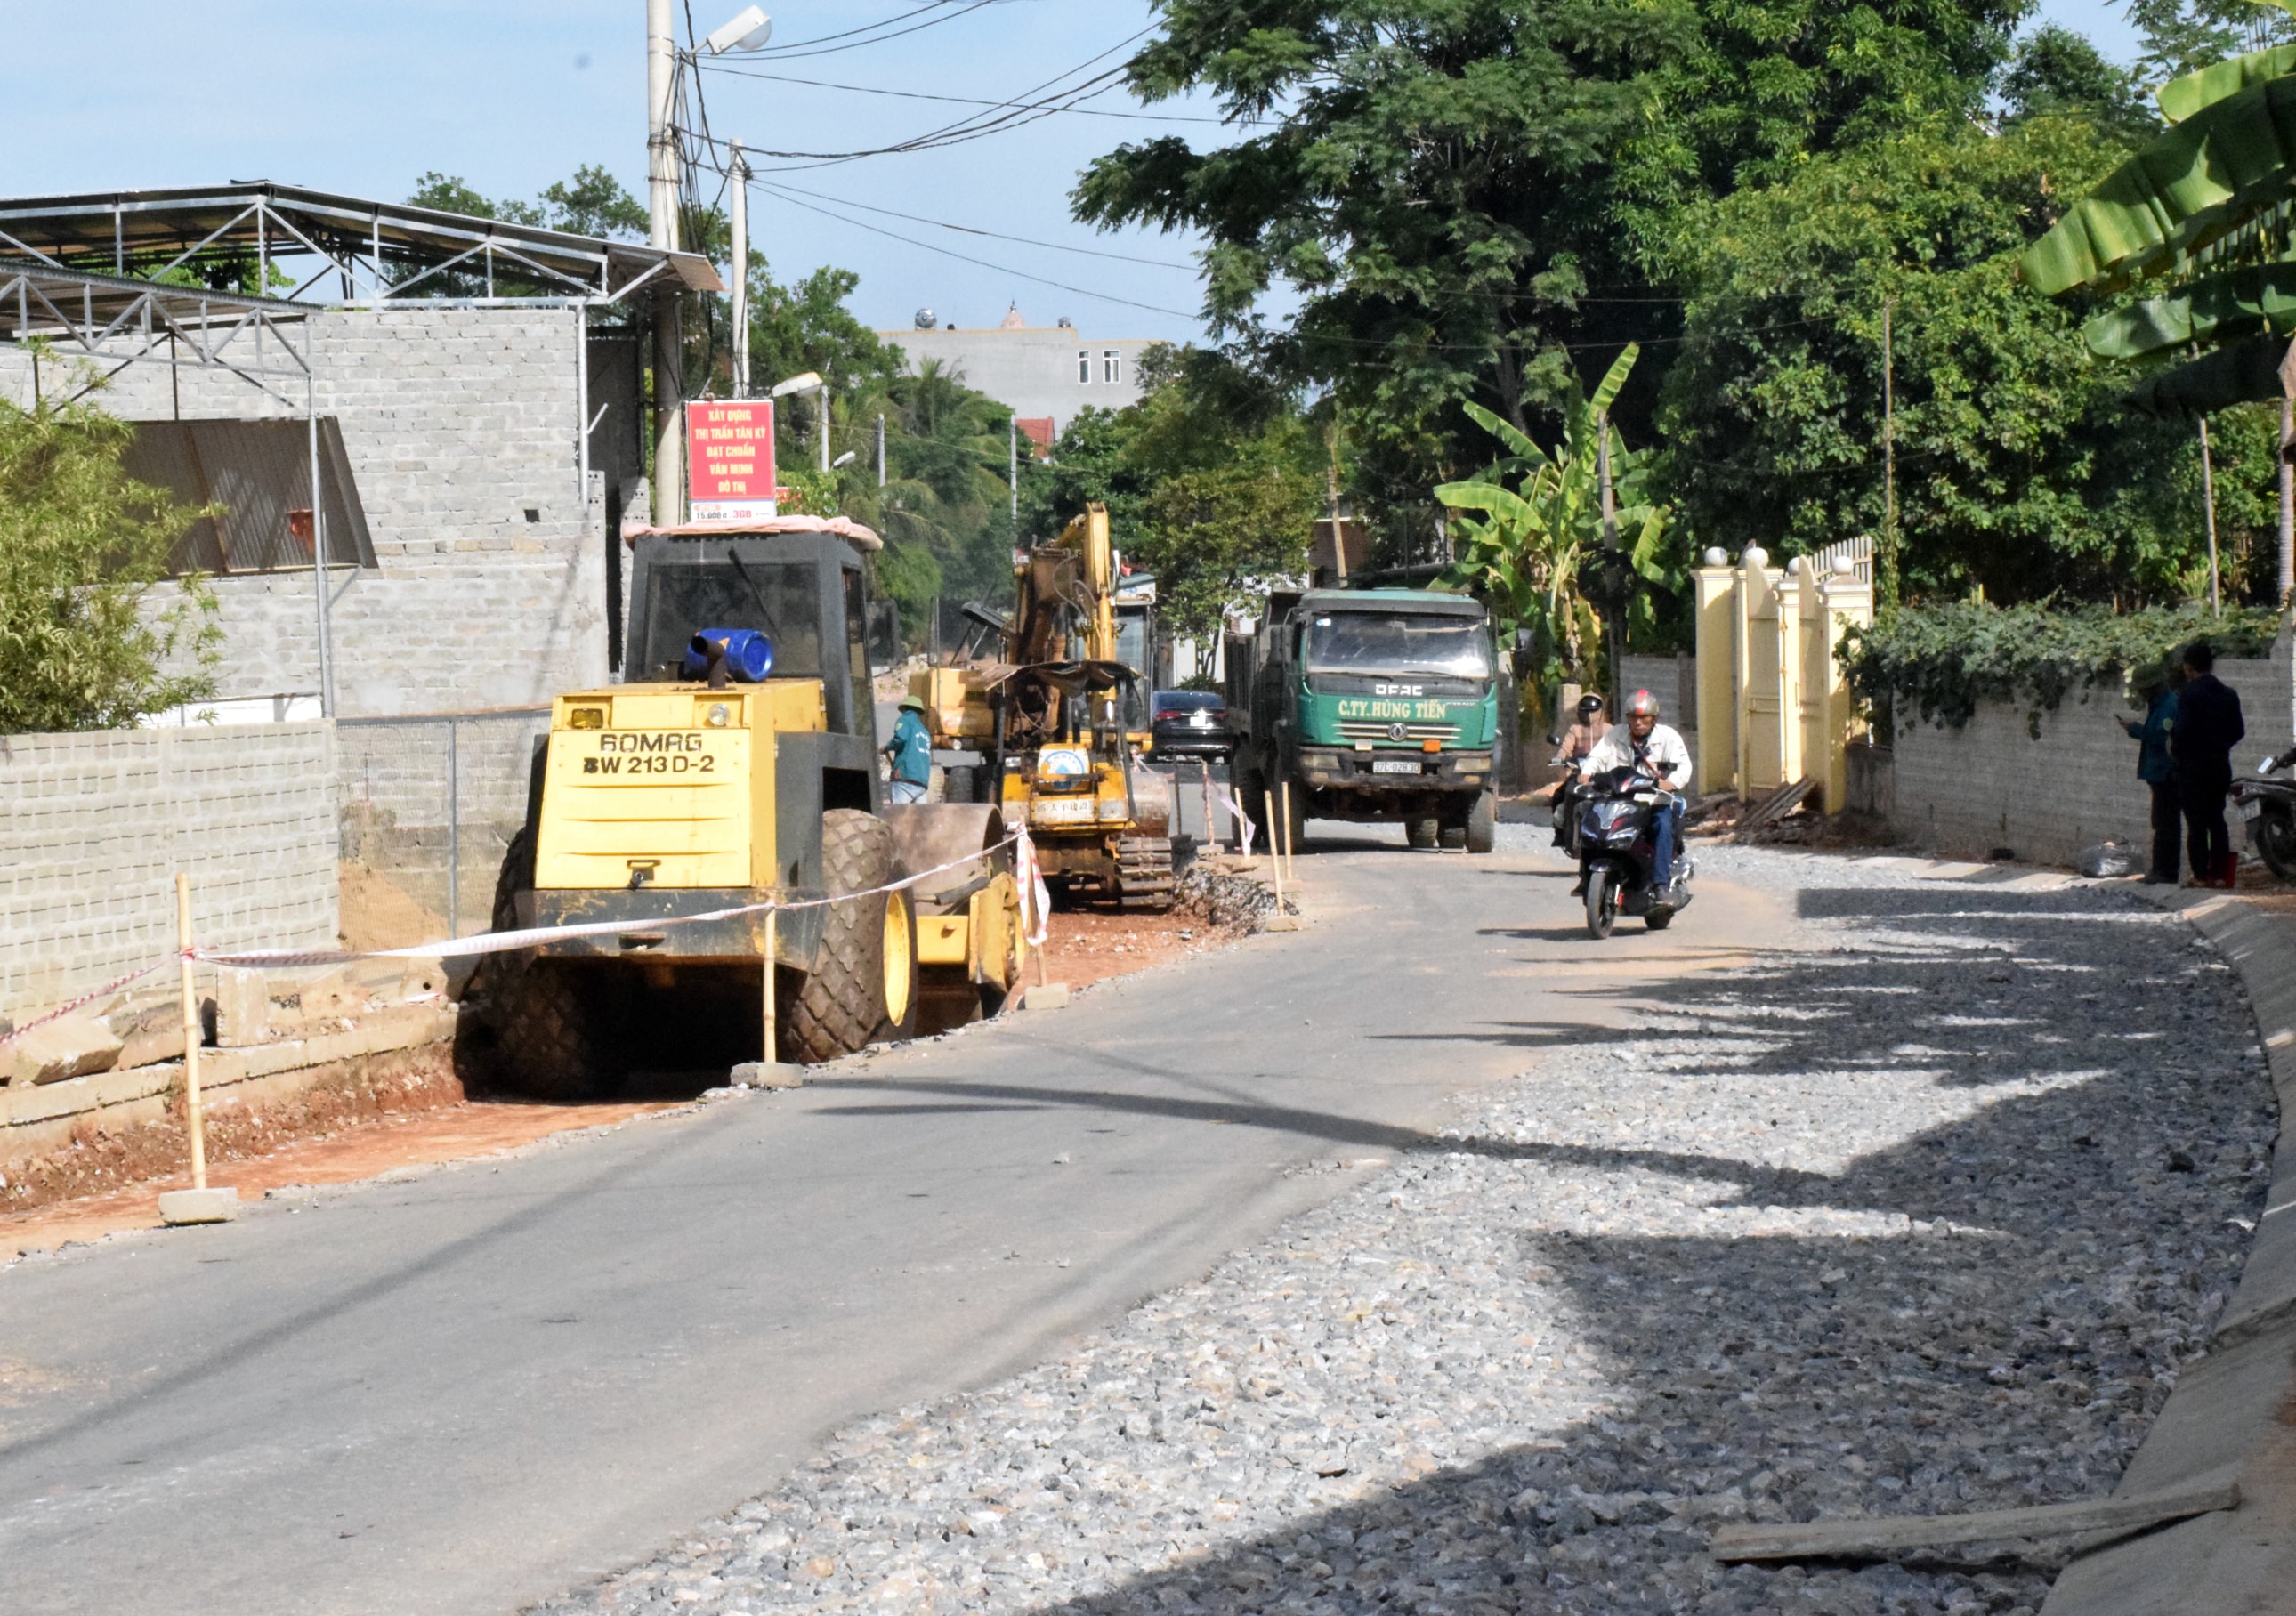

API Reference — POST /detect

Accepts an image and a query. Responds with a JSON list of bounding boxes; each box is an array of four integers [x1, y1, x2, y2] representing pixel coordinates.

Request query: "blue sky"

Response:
[[4, 1, 2146, 347]]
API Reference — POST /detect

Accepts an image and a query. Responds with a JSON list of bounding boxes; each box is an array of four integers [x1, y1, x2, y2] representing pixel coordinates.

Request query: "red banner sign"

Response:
[[686, 400, 777, 521]]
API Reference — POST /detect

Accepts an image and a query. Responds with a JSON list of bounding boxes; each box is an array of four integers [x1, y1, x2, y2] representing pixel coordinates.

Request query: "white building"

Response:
[[878, 304, 1158, 446]]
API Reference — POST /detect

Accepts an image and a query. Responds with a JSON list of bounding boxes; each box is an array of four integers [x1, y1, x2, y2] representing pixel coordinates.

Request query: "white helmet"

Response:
[[1627, 689, 1660, 719]]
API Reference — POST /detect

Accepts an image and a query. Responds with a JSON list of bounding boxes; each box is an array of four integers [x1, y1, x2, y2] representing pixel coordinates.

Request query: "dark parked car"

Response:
[[1149, 690, 1232, 760]]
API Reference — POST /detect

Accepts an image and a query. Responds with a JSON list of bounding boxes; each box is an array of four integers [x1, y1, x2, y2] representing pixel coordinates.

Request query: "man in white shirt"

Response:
[[1578, 689, 1693, 888]]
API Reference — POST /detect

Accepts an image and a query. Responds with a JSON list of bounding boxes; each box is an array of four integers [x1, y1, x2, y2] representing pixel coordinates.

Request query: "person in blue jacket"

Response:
[[885, 694, 933, 804], [2117, 661, 2182, 885]]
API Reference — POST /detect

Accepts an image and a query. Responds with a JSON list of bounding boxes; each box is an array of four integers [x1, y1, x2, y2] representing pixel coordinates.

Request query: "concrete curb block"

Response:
[[2040, 887, 2296, 1614]]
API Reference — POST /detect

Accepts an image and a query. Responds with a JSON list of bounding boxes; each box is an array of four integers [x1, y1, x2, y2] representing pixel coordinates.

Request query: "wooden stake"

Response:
[[175, 872, 205, 1192], [1710, 1479, 2239, 1563], [1200, 761, 1216, 853], [1263, 788, 1288, 914], [761, 910, 778, 1065], [1280, 780, 1297, 884]]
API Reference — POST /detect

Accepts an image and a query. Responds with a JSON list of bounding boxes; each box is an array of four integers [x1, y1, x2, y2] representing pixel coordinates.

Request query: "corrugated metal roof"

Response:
[[122, 418, 376, 574]]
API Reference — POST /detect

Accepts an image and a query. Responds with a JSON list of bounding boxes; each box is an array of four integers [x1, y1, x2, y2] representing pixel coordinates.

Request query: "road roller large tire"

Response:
[[788, 810, 919, 1063], [498, 960, 621, 1101]]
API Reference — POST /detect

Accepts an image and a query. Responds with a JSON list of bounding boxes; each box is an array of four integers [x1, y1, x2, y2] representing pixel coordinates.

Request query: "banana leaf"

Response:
[[2082, 259, 2296, 358], [2020, 73, 2296, 295], [2157, 40, 2296, 124], [2122, 331, 2292, 416]]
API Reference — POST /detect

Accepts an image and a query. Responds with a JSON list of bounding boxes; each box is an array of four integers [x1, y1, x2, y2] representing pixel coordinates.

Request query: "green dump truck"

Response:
[[1225, 588, 1500, 854]]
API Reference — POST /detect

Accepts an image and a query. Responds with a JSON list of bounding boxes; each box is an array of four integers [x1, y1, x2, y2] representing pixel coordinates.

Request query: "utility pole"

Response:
[[1880, 295, 1898, 613], [819, 383, 831, 473], [646, 0, 683, 526], [1326, 419, 1348, 585], [1008, 416, 1019, 520], [1597, 408, 1619, 707], [2200, 416, 2223, 618], [876, 411, 885, 487], [729, 141, 749, 399]]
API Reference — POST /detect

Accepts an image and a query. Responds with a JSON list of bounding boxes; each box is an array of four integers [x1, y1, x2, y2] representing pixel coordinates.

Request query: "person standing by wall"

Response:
[[2171, 641, 2245, 888], [2117, 662, 2183, 885]]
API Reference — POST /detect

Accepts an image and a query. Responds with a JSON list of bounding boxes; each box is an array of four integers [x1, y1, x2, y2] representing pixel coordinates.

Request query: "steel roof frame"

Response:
[[0, 182, 719, 309]]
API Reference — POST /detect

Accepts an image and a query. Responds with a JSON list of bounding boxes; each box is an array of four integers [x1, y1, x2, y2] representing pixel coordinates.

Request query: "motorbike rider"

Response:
[[1576, 689, 1694, 893], [1548, 692, 1606, 848]]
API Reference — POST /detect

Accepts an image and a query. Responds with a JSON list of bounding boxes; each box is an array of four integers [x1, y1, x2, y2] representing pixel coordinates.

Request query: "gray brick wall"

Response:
[[1888, 637, 2294, 866], [0, 723, 337, 1013], [0, 306, 613, 719]]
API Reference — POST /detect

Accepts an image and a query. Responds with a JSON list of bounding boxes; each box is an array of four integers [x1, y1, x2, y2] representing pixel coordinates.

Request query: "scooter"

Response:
[[1576, 764, 1694, 938], [2233, 747, 2296, 879]]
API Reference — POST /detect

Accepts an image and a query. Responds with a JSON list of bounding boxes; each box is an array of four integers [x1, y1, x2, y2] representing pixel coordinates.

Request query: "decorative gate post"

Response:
[[1693, 549, 1738, 796]]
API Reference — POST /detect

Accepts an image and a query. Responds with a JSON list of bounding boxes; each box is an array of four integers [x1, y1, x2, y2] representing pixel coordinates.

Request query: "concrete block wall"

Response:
[[0, 306, 611, 719], [1887, 636, 2294, 867], [337, 713, 549, 934], [0, 723, 337, 1014]]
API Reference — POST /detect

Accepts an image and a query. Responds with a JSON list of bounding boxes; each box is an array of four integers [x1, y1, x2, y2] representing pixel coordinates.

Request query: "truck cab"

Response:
[[1229, 588, 1499, 852]]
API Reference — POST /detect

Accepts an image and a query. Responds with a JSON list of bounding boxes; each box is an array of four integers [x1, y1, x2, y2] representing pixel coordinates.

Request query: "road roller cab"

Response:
[[482, 518, 1028, 1098]]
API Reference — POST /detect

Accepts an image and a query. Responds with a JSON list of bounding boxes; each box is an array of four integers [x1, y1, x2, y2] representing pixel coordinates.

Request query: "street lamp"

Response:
[[702, 5, 772, 54], [832, 450, 857, 470], [768, 371, 821, 398]]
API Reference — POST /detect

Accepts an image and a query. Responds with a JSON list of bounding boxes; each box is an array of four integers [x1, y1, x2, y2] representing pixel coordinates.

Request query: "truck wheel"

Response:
[[944, 765, 974, 804], [1466, 789, 1496, 854], [1405, 816, 1440, 850], [789, 810, 919, 1063], [499, 961, 621, 1100], [1439, 823, 1467, 850]]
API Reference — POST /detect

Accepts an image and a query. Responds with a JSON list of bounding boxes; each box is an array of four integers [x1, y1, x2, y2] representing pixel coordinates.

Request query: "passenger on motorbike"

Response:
[[1548, 693, 1606, 849], [1576, 690, 1693, 892]]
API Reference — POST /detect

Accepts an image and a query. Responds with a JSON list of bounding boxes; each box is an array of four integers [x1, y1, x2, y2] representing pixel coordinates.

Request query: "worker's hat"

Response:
[[898, 694, 926, 711]]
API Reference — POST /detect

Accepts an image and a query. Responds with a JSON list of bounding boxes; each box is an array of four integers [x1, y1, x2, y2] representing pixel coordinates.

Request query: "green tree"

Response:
[[2001, 25, 2161, 144], [1439, 345, 1669, 692], [1659, 112, 2216, 608], [0, 387, 218, 733], [1074, 0, 2023, 539], [2126, 0, 2296, 83]]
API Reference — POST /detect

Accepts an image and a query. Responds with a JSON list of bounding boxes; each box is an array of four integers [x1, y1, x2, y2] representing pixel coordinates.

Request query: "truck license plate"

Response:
[[1371, 759, 1420, 775]]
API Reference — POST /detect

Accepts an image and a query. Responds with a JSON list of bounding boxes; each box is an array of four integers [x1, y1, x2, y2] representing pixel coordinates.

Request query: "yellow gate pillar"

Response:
[[1693, 549, 1738, 796]]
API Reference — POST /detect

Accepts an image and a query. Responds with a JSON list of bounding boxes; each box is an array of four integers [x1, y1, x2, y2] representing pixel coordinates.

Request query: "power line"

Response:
[[750, 180, 1203, 320], [745, 0, 1006, 61], [697, 61, 1251, 125], [748, 178, 1201, 270], [685, 26, 1158, 172]]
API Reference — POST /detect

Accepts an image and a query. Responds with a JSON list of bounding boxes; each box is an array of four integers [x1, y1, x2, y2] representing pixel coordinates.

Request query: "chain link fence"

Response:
[[336, 708, 551, 949]]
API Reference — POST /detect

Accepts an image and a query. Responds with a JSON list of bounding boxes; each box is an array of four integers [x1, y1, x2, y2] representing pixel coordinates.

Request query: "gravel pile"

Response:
[[536, 848, 2271, 1616], [1175, 861, 1292, 932]]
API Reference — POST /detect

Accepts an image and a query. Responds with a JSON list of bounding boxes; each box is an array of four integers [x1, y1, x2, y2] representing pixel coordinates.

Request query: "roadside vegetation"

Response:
[[0, 384, 217, 734]]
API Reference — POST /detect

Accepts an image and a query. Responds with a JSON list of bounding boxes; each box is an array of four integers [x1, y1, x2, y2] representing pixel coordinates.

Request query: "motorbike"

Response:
[[1576, 764, 1695, 938], [2232, 747, 2296, 879], [1547, 747, 1588, 860]]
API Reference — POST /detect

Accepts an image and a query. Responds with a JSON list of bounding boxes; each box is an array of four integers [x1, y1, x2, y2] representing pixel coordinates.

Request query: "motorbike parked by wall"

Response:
[[2233, 747, 2296, 879], [1576, 765, 1695, 938]]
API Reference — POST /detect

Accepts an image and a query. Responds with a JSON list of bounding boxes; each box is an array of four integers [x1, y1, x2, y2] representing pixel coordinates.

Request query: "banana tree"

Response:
[[1435, 344, 1669, 699], [2020, 12, 2296, 597]]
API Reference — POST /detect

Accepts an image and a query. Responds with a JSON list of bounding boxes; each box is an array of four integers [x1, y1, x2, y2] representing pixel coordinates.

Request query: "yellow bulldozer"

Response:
[[910, 504, 1175, 909], [483, 516, 1028, 1097]]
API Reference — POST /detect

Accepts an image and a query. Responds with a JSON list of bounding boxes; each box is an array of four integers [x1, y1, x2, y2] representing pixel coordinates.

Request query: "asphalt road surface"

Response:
[[0, 826, 1789, 1615]]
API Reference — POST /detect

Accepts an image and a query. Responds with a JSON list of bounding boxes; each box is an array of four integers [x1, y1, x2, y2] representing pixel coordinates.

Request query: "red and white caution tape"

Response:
[[1210, 782, 1257, 859], [1012, 827, 1052, 949], [195, 834, 1025, 970], [0, 957, 174, 1049]]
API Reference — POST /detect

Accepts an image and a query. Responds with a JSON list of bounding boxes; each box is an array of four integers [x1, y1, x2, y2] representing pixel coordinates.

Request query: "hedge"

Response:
[[1841, 601, 2282, 734]]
